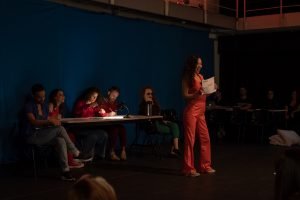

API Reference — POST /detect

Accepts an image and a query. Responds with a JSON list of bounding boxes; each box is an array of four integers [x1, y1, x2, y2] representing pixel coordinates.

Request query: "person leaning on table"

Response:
[[22, 83, 80, 181]]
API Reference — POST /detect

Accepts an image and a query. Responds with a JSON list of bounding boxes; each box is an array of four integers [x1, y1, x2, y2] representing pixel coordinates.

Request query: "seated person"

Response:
[[206, 89, 227, 140], [212, 89, 224, 106], [49, 88, 84, 168], [100, 86, 127, 161], [285, 89, 300, 131], [138, 86, 181, 157], [22, 83, 79, 181], [231, 86, 253, 126], [206, 89, 224, 108], [235, 87, 252, 110], [261, 89, 281, 110], [73, 87, 108, 161], [68, 174, 117, 200]]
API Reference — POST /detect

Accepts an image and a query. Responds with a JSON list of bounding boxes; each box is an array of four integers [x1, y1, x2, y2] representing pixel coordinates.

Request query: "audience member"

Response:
[[207, 89, 224, 108], [235, 87, 252, 110], [261, 89, 281, 110], [68, 174, 117, 200], [285, 89, 300, 131], [206, 89, 226, 141]]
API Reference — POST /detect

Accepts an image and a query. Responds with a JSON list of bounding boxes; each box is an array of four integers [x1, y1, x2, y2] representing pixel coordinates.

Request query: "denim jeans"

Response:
[[27, 126, 78, 172], [75, 129, 108, 158]]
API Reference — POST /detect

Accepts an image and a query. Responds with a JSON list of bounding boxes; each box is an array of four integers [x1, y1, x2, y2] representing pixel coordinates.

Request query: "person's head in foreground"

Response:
[[68, 174, 117, 200]]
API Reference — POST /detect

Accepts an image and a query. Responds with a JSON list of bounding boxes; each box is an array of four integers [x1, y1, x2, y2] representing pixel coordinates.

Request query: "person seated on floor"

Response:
[[73, 87, 108, 162], [22, 83, 80, 181], [49, 88, 84, 169], [138, 86, 181, 157], [274, 146, 300, 200], [68, 174, 117, 200], [100, 86, 127, 161]]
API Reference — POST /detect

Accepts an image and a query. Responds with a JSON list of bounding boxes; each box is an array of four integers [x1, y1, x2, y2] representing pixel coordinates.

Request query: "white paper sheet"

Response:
[[101, 116, 124, 119], [202, 77, 216, 94]]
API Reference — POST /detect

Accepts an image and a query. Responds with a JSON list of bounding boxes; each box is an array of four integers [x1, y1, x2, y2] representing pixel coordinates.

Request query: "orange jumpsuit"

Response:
[[182, 73, 212, 174]]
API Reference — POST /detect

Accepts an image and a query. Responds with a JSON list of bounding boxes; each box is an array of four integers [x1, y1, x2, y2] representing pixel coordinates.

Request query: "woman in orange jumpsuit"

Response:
[[181, 55, 216, 177]]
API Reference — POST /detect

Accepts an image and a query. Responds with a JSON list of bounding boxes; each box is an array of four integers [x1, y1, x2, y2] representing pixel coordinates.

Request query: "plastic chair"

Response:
[[130, 121, 166, 158]]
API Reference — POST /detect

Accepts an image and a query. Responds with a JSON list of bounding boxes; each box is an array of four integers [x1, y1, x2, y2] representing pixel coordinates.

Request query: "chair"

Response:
[[142, 129, 164, 158], [160, 109, 179, 122], [160, 108, 183, 141], [129, 120, 167, 158], [246, 109, 267, 144], [30, 143, 53, 179], [230, 107, 248, 144], [206, 108, 228, 143], [13, 117, 51, 179]]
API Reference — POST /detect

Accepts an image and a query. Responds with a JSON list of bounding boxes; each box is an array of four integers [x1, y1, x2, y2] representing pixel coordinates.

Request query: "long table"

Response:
[[61, 115, 164, 153], [61, 115, 163, 126]]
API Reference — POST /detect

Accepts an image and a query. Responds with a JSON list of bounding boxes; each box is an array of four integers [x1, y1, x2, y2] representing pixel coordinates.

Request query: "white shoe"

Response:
[[110, 152, 120, 161], [185, 172, 200, 177]]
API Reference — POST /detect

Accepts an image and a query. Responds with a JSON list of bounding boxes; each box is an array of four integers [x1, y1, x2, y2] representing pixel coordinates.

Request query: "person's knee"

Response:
[[54, 137, 67, 147], [169, 122, 179, 129], [54, 126, 67, 134], [172, 131, 180, 138]]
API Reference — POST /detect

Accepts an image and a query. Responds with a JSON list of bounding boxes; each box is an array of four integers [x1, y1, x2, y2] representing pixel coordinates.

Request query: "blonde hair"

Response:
[[68, 174, 117, 200]]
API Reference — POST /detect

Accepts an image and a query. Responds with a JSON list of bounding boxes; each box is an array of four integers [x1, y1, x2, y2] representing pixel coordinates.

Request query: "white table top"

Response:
[[61, 115, 163, 125]]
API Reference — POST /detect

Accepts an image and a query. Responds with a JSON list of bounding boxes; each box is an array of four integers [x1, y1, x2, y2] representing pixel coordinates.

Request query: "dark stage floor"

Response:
[[0, 144, 286, 200]]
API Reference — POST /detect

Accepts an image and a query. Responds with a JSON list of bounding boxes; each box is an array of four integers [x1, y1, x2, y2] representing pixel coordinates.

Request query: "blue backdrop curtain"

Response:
[[0, 0, 214, 163]]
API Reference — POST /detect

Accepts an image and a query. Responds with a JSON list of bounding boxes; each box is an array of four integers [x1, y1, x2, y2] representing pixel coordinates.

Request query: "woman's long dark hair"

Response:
[[139, 86, 161, 115], [49, 89, 61, 108], [75, 87, 102, 104], [72, 87, 102, 115], [182, 55, 199, 87], [140, 86, 159, 107], [48, 88, 65, 115]]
